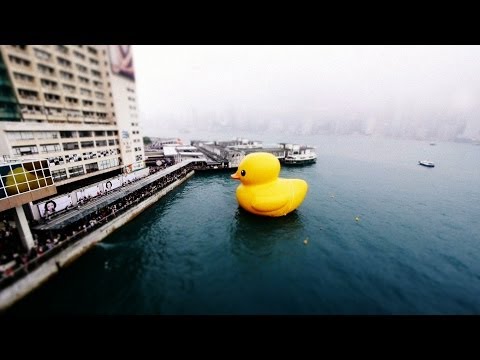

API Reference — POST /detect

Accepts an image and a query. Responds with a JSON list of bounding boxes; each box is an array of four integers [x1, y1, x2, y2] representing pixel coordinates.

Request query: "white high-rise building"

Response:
[[0, 45, 145, 189]]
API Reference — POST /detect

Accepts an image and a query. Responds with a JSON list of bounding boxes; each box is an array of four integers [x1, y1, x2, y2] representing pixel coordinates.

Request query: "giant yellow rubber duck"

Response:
[[231, 152, 308, 217]]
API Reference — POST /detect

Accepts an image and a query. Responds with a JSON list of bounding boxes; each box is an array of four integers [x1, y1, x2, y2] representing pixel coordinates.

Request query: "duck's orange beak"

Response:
[[231, 172, 240, 180]]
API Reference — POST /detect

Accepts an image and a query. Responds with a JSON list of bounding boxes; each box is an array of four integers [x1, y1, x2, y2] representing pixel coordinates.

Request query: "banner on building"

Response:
[[38, 194, 72, 218]]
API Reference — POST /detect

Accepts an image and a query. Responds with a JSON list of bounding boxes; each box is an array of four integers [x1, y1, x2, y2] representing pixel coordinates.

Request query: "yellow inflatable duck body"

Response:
[[231, 152, 308, 217]]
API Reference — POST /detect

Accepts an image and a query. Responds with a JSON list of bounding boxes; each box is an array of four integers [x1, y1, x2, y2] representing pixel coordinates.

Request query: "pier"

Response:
[[0, 160, 197, 311]]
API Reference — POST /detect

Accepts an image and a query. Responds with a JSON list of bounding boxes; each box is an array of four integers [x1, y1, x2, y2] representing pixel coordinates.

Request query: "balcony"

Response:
[[37, 70, 57, 81], [18, 96, 43, 107], [98, 118, 112, 124], [64, 101, 81, 110], [43, 98, 63, 107], [22, 112, 47, 121], [84, 116, 99, 124], [41, 86, 62, 96], [9, 62, 35, 76], [7, 45, 28, 56], [47, 113, 67, 122], [67, 115, 83, 123], [13, 79, 39, 91]]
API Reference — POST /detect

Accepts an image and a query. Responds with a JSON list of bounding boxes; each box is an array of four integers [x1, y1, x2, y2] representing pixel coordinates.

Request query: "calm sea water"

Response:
[[6, 134, 480, 314]]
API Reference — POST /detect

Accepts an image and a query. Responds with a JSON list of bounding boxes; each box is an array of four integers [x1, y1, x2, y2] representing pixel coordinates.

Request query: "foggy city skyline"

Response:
[[133, 45, 480, 142]]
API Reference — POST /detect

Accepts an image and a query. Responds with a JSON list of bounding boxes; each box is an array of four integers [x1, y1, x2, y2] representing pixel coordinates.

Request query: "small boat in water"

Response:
[[280, 143, 317, 165], [418, 160, 435, 167]]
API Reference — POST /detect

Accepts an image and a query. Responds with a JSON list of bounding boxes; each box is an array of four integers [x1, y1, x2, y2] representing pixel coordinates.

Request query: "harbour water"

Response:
[[6, 134, 480, 314]]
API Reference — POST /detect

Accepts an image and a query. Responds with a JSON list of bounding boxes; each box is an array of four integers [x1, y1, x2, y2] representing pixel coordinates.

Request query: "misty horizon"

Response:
[[133, 45, 480, 142]]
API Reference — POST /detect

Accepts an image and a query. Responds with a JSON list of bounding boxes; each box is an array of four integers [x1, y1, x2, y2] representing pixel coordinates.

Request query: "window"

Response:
[[63, 142, 79, 151], [8, 55, 30, 67], [37, 64, 55, 76], [68, 165, 84, 178], [44, 94, 60, 103], [98, 158, 119, 170], [40, 79, 58, 90], [18, 89, 39, 100], [78, 131, 92, 138], [48, 156, 65, 166], [73, 51, 85, 60], [76, 64, 87, 73], [65, 97, 78, 105], [81, 141, 94, 148], [78, 76, 89, 84], [62, 84, 76, 93], [36, 131, 58, 139], [60, 71, 74, 80], [52, 169, 67, 181], [60, 131, 77, 139], [40, 144, 61, 153], [7, 132, 34, 140], [94, 131, 106, 137], [34, 49, 51, 61], [13, 146, 38, 155], [80, 88, 91, 96], [95, 140, 107, 147], [13, 72, 34, 83], [56, 45, 69, 54], [85, 163, 99, 174], [87, 47, 98, 55], [57, 57, 72, 68]]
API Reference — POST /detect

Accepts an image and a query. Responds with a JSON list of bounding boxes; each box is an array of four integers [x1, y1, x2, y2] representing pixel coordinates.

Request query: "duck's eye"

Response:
[[241, 170, 246, 176]]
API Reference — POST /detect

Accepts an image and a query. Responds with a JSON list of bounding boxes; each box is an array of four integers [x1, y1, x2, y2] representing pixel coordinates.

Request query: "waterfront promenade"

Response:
[[0, 160, 197, 311]]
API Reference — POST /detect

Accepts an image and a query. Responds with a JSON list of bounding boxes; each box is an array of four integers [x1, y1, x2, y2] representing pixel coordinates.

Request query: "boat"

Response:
[[281, 144, 317, 165], [418, 160, 435, 168]]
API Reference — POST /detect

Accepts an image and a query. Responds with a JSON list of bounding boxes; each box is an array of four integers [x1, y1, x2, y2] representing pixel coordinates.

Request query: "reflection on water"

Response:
[[230, 206, 306, 257]]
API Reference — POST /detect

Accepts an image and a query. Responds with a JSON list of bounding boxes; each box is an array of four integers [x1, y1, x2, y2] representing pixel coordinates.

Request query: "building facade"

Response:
[[0, 45, 145, 190]]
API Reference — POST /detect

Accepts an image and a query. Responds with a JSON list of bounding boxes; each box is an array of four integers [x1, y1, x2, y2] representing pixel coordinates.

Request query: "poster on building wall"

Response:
[[132, 160, 145, 171], [76, 184, 101, 202], [135, 167, 149, 179], [103, 178, 121, 192], [108, 45, 135, 81], [123, 164, 133, 174], [122, 173, 136, 184], [38, 194, 72, 218]]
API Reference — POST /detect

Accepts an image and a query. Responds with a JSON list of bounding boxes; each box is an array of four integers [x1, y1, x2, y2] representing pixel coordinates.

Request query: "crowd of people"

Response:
[[0, 163, 195, 288]]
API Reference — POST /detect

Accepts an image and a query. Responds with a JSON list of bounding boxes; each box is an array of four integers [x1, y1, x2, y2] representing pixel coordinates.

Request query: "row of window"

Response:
[[47, 149, 121, 167], [51, 157, 120, 180], [13, 139, 120, 155], [18, 89, 108, 108], [10, 53, 104, 80]]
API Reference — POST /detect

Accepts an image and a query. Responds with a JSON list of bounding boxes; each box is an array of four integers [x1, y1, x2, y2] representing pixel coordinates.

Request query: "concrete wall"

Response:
[[0, 170, 194, 312]]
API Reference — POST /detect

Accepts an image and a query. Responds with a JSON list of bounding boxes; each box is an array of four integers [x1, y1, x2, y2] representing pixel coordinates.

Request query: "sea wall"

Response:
[[0, 171, 194, 312]]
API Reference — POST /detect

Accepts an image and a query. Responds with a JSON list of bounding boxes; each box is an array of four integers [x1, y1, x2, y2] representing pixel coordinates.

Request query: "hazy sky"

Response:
[[132, 45, 480, 139]]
